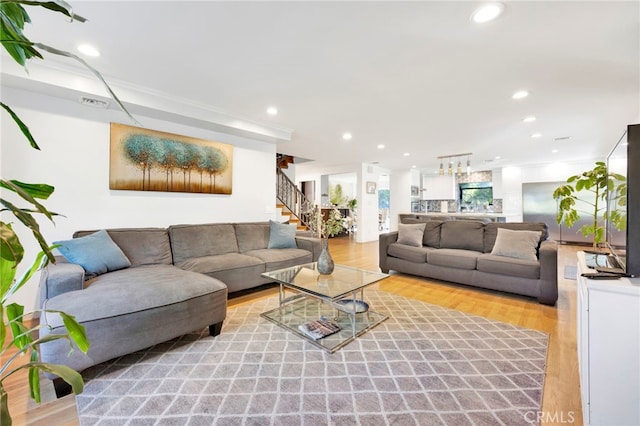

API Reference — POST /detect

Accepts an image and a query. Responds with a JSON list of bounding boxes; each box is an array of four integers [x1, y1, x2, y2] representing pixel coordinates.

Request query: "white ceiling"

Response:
[[11, 1, 640, 173]]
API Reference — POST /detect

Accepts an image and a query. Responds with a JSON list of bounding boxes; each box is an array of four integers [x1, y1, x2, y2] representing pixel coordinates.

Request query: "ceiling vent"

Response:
[[554, 136, 572, 142], [79, 97, 109, 109]]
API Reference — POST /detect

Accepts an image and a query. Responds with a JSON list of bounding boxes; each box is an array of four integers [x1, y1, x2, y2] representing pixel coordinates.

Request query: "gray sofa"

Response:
[[39, 222, 321, 396], [379, 220, 558, 305]]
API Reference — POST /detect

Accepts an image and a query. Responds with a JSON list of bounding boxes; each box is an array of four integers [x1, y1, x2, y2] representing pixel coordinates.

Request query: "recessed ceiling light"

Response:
[[495, 156, 501, 160], [523, 116, 536, 123], [266, 106, 278, 115], [342, 132, 352, 141], [403, 152, 410, 157], [552, 149, 559, 153], [77, 44, 100, 57], [531, 133, 542, 138], [512, 90, 529, 100], [377, 144, 385, 149], [411, 165, 417, 169], [471, 3, 505, 23]]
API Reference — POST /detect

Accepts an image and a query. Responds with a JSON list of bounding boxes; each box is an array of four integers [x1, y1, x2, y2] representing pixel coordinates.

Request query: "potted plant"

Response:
[[553, 161, 626, 250], [304, 206, 344, 274], [1, 1, 135, 423]]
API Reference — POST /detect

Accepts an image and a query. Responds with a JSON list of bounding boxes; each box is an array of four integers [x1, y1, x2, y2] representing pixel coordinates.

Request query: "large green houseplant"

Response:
[[553, 161, 627, 250], [1, 1, 135, 424]]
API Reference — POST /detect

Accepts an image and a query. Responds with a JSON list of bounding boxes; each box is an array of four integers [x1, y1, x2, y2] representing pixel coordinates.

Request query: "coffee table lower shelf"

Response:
[[260, 296, 388, 353]]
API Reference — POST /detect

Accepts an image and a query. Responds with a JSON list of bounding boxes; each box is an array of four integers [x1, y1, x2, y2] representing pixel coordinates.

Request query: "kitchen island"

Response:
[[399, 212, 507, 223]]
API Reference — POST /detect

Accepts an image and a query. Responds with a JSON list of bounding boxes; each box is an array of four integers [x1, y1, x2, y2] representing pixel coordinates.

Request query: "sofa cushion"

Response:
[[388, 243, 432, 263], [477, 254, 540, 279], [169, 223, 238, 264], [177, 252, 264, 274], [267, 221, 298, 249], [42, 265, 226, 327], [491, 228, 542, 261], [423, 220, 444, 248], [483, 222, 548, 253], [439, 221, 484, 252], [397, 223, 426, 247], [245, 248, 313, 271], [55, 230, 131, 276], [74, 228, 173, 267], [427, 249, 481, 270], [235, 222, 270, 252]]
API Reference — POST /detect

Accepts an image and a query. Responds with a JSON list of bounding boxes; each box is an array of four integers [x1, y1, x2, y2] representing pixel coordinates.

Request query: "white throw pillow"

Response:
[[397, 223, 426, 247], [491, 228, 542, 261]]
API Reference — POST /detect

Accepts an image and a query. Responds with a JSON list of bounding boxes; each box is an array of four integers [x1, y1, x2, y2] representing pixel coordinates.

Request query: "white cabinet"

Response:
[[577, 252, 640, 425], [421, 175, 455, 200]]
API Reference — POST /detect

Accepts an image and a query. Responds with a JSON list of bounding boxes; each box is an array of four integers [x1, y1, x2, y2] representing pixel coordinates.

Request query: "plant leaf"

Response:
[[8, 0, 87, 22], [0, 198, 54, 263], [34, 43, 140, 126], [28, 362, 84, 394], [0, 180, 56, 222], [0, 180, 54, 200], [28, 351, 40, 403], [0, 304, 5, 352], [0, 222, 23, 264], [0, 102, 39, 149], [58, 311, 89, 353], [0, 2, 43, 65], [4, 249, 49, 303], [0, 383, 10, 426], [0, 258, 19, 307], [0, 180, 53, 222], [5, 303, 30, 350]]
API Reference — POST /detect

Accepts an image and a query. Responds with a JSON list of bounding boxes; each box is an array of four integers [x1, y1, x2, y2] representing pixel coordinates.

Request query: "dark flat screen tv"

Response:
[[606, 124, 640, 277]]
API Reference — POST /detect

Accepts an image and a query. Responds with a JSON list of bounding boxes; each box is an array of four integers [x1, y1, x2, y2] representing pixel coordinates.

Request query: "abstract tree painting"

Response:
[[110, 123, 233, 194]]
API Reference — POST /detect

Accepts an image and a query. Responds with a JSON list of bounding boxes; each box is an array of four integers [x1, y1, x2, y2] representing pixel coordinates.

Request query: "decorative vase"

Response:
[[317, 238, 335, 275]]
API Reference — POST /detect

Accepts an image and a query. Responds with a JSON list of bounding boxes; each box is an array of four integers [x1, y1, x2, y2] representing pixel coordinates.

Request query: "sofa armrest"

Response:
[[378, 231, 399, 273], [39, 259, 85, 306], [295, 236, 322, 261], [538, 240, 558, 305]]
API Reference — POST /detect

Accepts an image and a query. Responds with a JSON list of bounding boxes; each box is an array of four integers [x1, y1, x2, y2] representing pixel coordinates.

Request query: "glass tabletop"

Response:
[[261, 262, 389, 299]]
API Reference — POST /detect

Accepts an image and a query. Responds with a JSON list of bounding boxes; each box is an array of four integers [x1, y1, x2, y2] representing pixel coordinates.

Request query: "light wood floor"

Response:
[[4, 236, 583, 425]]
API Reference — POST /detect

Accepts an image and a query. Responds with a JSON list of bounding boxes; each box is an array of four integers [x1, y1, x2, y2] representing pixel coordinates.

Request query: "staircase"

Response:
[[275, 158, 313, 232], [275, 203, 305, 230]]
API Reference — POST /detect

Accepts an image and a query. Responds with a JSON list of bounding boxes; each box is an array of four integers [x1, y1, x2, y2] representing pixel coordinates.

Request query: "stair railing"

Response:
[[276, 168, 313, 228]]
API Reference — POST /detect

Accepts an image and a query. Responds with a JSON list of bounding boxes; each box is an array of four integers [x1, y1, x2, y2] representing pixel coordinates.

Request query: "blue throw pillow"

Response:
[[268, 220, 297, 249], [54, 229, 131, 276]]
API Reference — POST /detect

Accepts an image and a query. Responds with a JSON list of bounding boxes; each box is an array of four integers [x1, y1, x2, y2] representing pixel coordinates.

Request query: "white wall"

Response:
[[389, 169, 412, 231], [1, 87, 277, 311], [356, 164, 384, 243], [498, 160, 602, 221]]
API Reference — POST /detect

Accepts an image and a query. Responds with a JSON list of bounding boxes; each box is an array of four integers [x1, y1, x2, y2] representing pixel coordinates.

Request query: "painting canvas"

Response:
[[110, 123, 233, 194]]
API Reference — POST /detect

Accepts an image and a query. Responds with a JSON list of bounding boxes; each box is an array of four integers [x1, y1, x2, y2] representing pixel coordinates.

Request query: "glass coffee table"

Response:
[[260, 263, 389, 353]]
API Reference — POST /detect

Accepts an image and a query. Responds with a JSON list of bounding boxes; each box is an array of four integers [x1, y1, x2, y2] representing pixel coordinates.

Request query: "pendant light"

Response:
[[439, 161, 444, 176]]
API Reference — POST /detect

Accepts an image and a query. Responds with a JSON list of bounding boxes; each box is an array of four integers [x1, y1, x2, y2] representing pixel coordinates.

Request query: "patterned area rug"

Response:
[[76, 289, 548, 425]]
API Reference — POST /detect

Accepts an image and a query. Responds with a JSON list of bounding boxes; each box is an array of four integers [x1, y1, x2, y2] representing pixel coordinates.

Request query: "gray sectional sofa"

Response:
[[39, 222, 321, 396], [379, 220, 558, 305]]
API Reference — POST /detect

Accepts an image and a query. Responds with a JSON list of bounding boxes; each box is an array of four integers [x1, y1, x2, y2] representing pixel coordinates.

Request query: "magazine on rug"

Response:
[[298, 319, 341, 340]]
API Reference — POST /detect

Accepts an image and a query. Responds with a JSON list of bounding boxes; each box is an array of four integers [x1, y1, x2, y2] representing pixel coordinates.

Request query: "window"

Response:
[[378, 189, 390, 209], [459, 182, 493, 210]]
